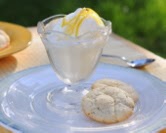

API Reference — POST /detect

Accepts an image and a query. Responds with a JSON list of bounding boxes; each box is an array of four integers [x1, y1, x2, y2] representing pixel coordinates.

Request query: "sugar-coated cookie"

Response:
[[82, 86, 135, 124], [0, 29, 10, 50], [91, 79, 138, 103]]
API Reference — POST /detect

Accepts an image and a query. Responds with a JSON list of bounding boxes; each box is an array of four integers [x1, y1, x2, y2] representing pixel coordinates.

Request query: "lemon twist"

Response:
[[62, 8, 104, 36]]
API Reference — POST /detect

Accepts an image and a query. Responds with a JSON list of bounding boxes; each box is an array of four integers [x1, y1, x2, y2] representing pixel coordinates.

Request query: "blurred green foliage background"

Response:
[[0, 0, 165, 58]]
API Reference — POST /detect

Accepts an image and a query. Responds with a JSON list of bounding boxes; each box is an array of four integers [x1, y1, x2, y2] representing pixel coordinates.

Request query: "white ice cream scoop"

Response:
[[45, 8, 109, 37]]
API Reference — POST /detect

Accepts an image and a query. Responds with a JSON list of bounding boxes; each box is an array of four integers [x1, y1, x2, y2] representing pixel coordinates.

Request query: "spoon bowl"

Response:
[[127, 58, 155, 68], [102, 54, 155, 68]]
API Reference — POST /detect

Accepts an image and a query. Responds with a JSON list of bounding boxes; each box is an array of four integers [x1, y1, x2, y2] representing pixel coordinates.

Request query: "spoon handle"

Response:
[[102, 54, 130, 62]]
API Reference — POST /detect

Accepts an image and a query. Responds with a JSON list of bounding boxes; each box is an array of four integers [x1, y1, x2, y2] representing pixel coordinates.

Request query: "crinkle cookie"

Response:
[[0, 29, 10, 50], [82, 86, 135, 124], [91, 79, 138, 103]]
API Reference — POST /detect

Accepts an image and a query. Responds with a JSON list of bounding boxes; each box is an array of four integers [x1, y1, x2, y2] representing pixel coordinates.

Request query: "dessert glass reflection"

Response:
[[37, 8, 111, 114]]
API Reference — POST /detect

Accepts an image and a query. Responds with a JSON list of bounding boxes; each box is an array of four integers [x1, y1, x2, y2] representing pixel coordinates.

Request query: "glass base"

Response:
[[32, 84, 90, 121], [47, 84, 89, 113]]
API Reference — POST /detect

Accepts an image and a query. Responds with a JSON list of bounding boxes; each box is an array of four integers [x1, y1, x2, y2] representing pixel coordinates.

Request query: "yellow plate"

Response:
[[0, 21, 31, 59]]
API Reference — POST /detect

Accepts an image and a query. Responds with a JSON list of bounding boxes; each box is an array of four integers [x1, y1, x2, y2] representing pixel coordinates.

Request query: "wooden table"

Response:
[[0, 27, 166, 133]]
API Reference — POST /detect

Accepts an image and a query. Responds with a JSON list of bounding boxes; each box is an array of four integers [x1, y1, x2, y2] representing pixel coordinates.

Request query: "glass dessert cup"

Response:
[[37, 15, 111, 115]]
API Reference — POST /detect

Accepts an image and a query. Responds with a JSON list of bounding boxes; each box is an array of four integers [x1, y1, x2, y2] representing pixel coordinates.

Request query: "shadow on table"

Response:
[[0, 56, 17, 78]]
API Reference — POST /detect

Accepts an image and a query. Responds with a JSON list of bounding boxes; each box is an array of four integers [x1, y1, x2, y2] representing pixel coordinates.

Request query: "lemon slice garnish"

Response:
[[62, 8, 104, 36]]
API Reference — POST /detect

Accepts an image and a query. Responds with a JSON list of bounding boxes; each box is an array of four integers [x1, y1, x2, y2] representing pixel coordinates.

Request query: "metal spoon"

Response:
[[102, 54, 155, 68]]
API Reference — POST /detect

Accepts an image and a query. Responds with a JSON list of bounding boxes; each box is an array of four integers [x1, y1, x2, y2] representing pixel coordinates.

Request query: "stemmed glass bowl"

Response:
[[37, 14, 112, 114]]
